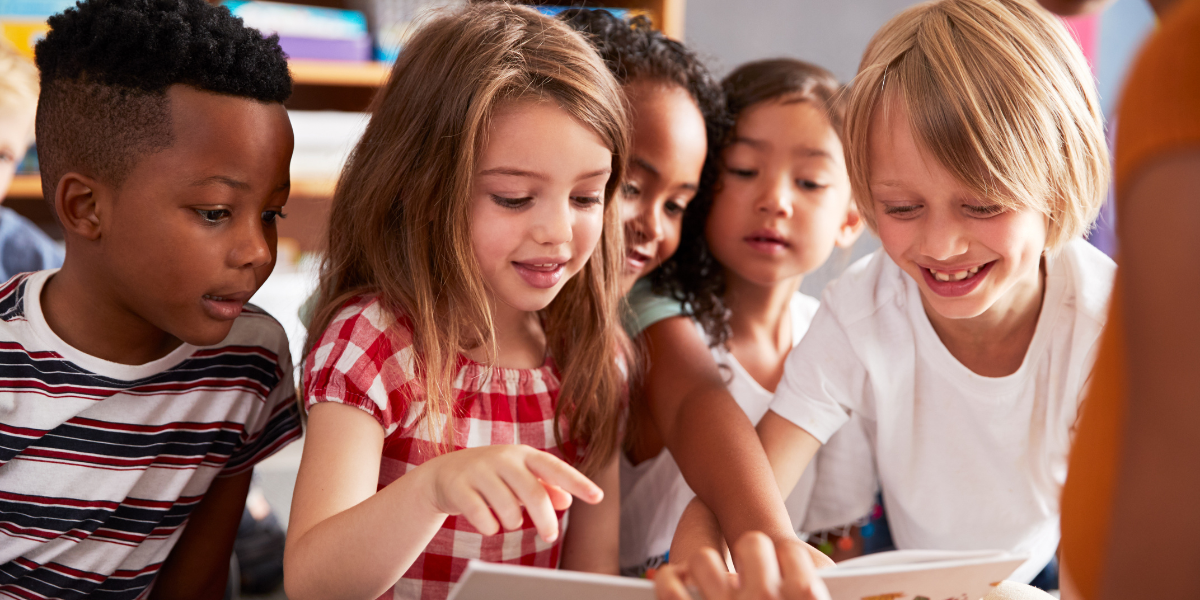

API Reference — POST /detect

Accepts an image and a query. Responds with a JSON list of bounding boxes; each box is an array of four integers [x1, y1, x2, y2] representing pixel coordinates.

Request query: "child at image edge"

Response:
[[676, 0, 1114, 586], [0, 40, 63, 278], [0, 0, 302, 597], [284, 5, 630, 600]]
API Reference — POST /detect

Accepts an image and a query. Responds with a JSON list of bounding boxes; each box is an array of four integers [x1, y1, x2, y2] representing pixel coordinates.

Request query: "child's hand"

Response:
[[417, 444, 603, 543], [655, 532, 831, 600]]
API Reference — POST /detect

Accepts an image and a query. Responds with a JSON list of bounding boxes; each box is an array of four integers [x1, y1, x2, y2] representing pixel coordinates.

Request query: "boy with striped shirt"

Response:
[[0, 0, 301, 597]]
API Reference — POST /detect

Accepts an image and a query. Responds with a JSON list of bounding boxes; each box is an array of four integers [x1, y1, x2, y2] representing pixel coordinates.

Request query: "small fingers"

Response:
[[732, 532, 781, 599], [690, 547, 734, 600], [497, 454, 562, 543], [524, 450, 603, 504], [541, 481, 575, 512], [455, 488, 501, 536], [471, 471, 527, 532], [776, 540, 832, 600], [654, 564, 695, 600]]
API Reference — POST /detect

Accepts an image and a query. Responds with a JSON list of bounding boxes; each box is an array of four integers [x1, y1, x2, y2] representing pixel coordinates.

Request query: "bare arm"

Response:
[[640, 317, 795, 557], [284, 403, 602, 600], [1102, 151, 1200, 598], [670, 412, 829, 570], [560, 451, 621, 574], [150, 470, 253, 600]]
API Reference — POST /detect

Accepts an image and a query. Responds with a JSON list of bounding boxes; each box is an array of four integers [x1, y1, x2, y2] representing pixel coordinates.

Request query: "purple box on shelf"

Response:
[[278, 35, 372, 62]]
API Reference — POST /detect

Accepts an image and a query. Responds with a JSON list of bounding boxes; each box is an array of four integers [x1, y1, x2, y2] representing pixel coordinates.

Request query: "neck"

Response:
[[724, 270, 803, 352], [41, 257, 183, 365], [468, 296, 546, 369]]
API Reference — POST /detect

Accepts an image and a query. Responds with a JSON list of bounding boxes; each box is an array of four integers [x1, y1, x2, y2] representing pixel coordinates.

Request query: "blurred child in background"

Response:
[[0, 39, 63, 278]]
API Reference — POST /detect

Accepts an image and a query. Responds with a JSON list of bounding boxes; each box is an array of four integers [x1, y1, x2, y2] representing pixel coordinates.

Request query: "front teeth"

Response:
[[929, 265, 981, 282]]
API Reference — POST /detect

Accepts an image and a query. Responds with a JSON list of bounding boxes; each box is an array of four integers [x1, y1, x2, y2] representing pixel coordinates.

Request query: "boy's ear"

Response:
[[55, 172, 104, 241], [835, 199, 865, 249]]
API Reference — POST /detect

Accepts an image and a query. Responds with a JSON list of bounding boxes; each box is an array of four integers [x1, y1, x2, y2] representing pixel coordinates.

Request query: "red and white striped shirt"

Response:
[[304, 295, 581, 600], [0, 270, 302, 599]]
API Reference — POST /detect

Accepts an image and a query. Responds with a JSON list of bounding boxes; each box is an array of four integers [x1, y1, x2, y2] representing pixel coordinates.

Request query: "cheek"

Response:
[[873, 210, 914, 258], [575, 209, 606, 259], [658, 215, 683, 260]]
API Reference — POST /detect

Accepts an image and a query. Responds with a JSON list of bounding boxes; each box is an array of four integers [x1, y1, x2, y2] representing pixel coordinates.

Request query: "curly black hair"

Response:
[[34, 0, 291, 198], [667, 58, 846, 348], [557, 8, 732, 344]]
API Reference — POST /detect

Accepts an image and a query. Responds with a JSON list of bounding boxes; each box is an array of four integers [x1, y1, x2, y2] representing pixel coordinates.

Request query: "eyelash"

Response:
[[491, 194, 603, 209], [195, 209, 287, 224]]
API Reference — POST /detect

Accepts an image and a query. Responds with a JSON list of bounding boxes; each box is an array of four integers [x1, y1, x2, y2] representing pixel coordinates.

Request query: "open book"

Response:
[[446, 549, 1026, 600]]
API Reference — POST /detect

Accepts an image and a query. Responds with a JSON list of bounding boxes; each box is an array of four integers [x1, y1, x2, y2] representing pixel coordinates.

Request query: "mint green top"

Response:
[[622, 278, 687, 337]]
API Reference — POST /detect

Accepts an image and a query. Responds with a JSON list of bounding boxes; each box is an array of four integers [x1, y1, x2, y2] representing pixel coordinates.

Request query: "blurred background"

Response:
[[0, 0, 1159, 596]]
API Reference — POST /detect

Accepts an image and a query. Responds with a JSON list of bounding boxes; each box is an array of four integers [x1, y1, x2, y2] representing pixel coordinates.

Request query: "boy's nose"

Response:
[[235, 222, 274, 269], [919, 211, 970, 261]]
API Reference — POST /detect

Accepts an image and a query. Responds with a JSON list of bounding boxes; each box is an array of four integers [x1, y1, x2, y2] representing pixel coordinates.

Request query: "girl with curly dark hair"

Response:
[[626, 58, 871, 576]]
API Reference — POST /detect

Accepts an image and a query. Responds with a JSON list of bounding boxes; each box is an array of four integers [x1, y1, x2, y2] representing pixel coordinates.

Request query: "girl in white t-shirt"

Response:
[[620, 58, 868, 576], [672, 0, 1114, 587]]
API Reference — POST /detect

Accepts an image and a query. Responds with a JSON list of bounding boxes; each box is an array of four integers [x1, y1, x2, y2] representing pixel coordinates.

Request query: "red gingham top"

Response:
[[304, 295, 581, 600]]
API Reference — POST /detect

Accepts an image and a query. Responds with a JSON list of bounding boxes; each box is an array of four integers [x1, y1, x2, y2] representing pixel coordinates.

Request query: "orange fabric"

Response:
[[1059, 2, 1200, 597]]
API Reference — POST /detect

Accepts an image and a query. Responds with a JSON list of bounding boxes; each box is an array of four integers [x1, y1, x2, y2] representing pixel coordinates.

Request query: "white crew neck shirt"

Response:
[[620, 292, 877, 575], [769, 239, 1115, 583]]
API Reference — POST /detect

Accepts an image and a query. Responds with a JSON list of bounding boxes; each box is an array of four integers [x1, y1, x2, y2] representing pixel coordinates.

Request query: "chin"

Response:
[[176, 321, 239, 348], [922, 294, 993, 321]]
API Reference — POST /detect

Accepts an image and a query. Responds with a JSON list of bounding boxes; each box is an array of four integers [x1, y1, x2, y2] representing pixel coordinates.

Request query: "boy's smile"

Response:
[[43, 85, 293, 364]]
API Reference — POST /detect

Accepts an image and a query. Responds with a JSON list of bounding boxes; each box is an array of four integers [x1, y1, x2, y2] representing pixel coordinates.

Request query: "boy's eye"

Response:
[[621, 182, 641, 198], [796, 179, 826, 191], [727, 167, 757, 179], [262, 210, 287, 224], [571, 195, 603, 208], [196, 209, 230, 222], [965, 203, 1005, 217], [491, 194, 532, 209]]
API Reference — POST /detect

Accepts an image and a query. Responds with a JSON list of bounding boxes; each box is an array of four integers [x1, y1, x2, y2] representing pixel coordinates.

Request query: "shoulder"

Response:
[[304, 295, 415, 381], [1116, 0, 1200, 190], [1055, 239, 1117, 328], [819, 249, 907, 326], [0, 271, 36, 323], [625, 278, 685, 336]]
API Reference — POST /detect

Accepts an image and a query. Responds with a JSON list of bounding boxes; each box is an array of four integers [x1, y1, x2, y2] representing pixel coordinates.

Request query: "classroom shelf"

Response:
[[5, 174, 41, 200], [289, 59, 390, 87]]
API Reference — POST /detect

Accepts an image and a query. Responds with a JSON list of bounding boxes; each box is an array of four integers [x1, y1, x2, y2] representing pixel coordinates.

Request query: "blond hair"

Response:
[[0, 38, 38, 136], [844, 0, 1109, 250], [306, 3, 630, 476]]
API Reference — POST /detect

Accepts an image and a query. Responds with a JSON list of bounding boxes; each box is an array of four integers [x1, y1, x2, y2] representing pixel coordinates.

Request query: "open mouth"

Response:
[[625, 248, 653, 273], [201, 292, 252, 320], [919, 261, 996, 297], [513, 260, 567, 289], [744, 229, 790, 253]]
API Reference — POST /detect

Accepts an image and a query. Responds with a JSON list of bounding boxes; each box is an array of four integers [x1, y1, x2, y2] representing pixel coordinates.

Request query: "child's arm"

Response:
[[640, 317, 798, 556], [559, 451, 620, 574], [149, 470, 253, 600], [284, 402, 602, 600], [670, 413, 827, 569]]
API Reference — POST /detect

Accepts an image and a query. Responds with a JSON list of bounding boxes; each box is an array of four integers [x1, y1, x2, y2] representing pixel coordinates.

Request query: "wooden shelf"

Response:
[[6, 174, 41, 200], [4, 174, 336, 200], [289, 59, 390, 87]]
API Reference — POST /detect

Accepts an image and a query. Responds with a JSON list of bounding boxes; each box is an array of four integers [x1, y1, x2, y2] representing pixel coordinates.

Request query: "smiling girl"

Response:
[[706, 0, 1112, 586], [282, 6, 630, 599]]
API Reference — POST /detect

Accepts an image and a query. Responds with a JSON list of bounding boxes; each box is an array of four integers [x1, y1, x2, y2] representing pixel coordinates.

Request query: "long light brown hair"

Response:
[[305, 3, 630, 476]]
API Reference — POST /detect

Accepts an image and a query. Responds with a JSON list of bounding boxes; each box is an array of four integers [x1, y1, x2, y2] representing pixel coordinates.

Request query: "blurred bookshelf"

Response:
[[4, 1, 685, 251]]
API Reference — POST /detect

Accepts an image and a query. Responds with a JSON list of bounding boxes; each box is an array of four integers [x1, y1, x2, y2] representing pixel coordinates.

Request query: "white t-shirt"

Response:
[[619, 292, 877, 575], [769, 239, 1115, 583]]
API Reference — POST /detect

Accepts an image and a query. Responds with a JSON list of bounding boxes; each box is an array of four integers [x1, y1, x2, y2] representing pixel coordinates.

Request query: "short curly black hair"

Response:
[[34, 0, 291, 199]]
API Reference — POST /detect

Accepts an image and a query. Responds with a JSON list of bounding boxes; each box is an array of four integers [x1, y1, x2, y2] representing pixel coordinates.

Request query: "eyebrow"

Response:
[[478, 167, 611, 182], [190, 175, 251, 191], [793, 147, 832, 159]]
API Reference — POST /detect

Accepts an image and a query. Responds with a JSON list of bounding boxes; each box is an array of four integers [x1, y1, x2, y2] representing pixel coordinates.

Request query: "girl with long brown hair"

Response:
[[282, 4, 630, 599]]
